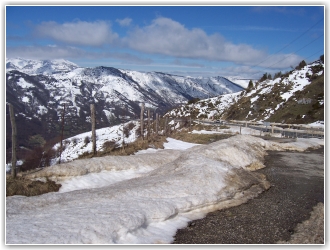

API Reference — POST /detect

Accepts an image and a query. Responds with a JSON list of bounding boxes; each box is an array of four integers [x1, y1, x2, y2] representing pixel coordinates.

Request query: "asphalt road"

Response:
[[173, 146, 324, 244]]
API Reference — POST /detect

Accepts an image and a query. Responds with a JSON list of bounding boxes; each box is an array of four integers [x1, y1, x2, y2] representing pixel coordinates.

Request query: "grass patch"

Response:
[[171, 131, 234, 144], [6, 176, 61, 197], [78, 135, 168, 159]]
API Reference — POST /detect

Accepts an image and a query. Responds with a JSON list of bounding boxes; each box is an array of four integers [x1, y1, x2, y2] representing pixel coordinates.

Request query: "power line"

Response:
[[250, 34, 324, 77], [305, 49, 324, 63], [264, 34, 324, 70], [250, 18, 324, 70], [270, 18, 323, 56]]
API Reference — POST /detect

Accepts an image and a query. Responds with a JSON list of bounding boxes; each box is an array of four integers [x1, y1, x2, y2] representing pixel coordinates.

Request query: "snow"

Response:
[[308, 121, 324, 128], [21, 96, 29, 103], [52, 121, 140, 164], [6, 58, 79, 75], [6, 135, 323, 244], [163, 138, 199, 150], [6, 160, 23, 172], [37, 105, 48, 115], [17, 77, 34, 88]]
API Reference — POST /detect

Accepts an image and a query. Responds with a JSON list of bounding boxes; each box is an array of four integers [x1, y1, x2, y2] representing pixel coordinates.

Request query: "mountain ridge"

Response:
[[6, 57, 243, 156]]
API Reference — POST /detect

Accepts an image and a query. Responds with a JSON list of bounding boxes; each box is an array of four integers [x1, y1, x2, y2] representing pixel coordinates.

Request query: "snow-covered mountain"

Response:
[[166, 60, 324, 124], [5, 58, 243, 157], [6, 58, 79, 75]]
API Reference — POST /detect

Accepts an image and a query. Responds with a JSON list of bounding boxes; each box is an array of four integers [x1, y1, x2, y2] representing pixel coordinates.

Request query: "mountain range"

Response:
[[5, 58, 243, 156]]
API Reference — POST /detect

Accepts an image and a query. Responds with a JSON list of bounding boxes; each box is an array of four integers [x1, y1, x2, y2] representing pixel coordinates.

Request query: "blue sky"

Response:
[[6, 3, 324, 79]]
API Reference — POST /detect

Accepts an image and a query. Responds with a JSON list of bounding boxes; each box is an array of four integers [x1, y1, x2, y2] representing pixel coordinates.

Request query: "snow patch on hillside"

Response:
[[51, 121, 140, 164]]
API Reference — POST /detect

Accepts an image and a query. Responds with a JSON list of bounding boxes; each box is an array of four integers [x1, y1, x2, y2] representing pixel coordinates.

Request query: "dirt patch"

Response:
[[6, 176, 61, 197], [277, 202, 324, 244]]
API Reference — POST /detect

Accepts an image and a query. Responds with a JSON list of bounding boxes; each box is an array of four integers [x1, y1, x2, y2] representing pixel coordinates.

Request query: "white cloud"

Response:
[[116, 18, 132, 27], [257, 53, 303, 69], [34, 20, 118, 46], [124, 17, 268, 64], [6, 45, 153, 66], [6, 45, 89, 60]]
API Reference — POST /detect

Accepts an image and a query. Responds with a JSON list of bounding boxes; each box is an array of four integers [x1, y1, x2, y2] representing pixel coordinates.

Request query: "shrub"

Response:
[[28, 134, 46, 148], [295, 60, 307, 70], [248, 80, 254, 89], [6, 177, 61, 197], [187, 98, 200, 104], [84, 136, 90, 145], [311, 65, 324, 75], [20, 147, 43, 172], [103, 140, 116, 152], [71, 137, 78, 145], [123, 122, 135, 138]]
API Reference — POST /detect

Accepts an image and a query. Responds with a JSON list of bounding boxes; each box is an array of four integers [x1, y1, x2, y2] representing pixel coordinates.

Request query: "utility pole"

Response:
[[90, 104, 96, 156], [8, 104, 17, 178]]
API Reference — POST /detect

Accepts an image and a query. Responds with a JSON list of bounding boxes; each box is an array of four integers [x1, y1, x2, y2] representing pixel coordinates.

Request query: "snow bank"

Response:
[[135, 137, 199, 155], [25, 149, 182, 181], [264, 137, 324, 152], [6, 135, 323, 244]]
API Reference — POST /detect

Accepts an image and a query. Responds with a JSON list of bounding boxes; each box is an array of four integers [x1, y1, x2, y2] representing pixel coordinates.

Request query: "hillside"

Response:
[[166, 60, 324, 124]]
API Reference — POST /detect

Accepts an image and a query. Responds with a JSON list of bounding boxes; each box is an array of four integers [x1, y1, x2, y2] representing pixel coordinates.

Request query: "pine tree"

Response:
[[259, 73, 268, 82], [248, 80, 254, 89], [295, 60, 307, 70]]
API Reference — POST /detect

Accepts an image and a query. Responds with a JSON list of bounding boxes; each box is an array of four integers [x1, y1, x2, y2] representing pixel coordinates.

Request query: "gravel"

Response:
[[173, 146, 324, 244]]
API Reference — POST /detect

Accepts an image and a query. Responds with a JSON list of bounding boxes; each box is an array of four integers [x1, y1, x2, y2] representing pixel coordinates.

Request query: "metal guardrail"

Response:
[[196, 119, 324, 139]]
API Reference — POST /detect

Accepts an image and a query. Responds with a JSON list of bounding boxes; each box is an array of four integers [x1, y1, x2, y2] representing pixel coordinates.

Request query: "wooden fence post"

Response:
[[140, 102, 144, 140], [122, 124, 125, 152], [8, 104, 17, 178], [147, 109, 150, 139], [189, 116, 192, 131], [59, 104, 66, 164], [156, 113, 159, 136], [165, 117, 168, 136], [91, 104, 96, 156]]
